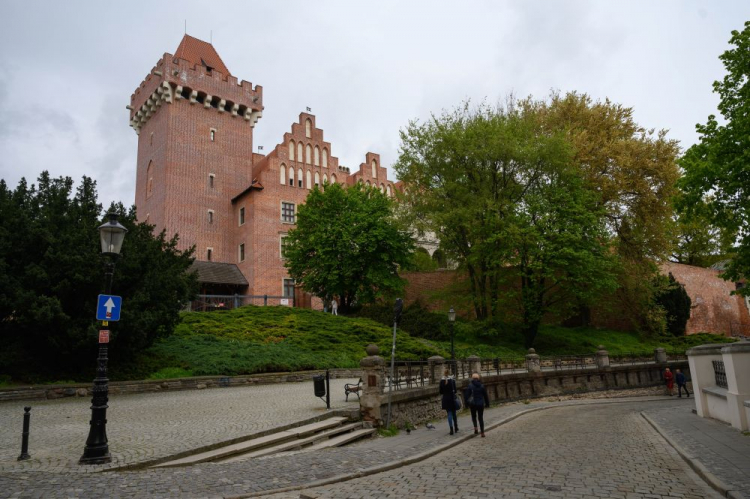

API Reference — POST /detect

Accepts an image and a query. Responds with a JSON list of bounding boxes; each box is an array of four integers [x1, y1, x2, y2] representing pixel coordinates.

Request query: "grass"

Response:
[[114, 305, 736, 381], [377, 425, 400, 437]]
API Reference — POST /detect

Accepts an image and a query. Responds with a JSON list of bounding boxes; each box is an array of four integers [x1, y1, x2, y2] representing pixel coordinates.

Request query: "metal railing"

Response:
[[187, 294, 294, 311], [384, 361, 429, 391], [712, 360, 728, 389], [539, 355, 596, 370]]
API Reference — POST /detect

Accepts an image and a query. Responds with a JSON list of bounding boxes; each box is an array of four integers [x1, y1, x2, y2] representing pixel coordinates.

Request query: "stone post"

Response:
[[526, 348, 541, 373], [654, 348, 667, 364], [428, 355, 445, 384], [596, 345, 610, 369], [359, 344, 385, 425], [721, 342, 750, 431], [466, 355, 481, 376]]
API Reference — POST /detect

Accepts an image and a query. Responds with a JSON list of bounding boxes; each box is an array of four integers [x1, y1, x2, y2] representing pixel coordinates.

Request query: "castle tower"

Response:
[[129, 35, 263, 264]]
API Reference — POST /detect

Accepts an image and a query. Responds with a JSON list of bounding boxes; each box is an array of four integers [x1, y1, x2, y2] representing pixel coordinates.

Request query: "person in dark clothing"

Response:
[[463, 373, 490, 437], [675, 369, 690, 398], [439, 369, 459, 435]]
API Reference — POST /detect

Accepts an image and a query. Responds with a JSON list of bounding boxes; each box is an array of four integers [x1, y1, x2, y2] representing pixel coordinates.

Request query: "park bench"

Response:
[[344, 378, 363, 401]]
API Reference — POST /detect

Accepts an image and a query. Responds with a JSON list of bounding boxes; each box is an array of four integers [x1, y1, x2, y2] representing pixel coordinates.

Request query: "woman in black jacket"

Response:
[[439, 369, 459, 435], [464, 373, 490, 437]]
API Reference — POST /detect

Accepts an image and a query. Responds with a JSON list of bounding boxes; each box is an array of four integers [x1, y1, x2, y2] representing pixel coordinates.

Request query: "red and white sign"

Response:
[[99, 330, 110, 344]]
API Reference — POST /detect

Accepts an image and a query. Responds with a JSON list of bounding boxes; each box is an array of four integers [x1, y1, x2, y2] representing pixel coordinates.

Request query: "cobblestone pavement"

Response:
[[0, 378, 358, 472], [268, 401, 722, 499], [0, 397, 728, 498], [644, 403, 750, 496]]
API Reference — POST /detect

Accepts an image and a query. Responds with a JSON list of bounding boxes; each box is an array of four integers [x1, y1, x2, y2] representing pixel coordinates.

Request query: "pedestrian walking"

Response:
[[463, 373, 490, 437], [664, 367, 674, 396], [331, 299, 338, 315], [439, 369, 459, 435], [675, 369, 690, 398]]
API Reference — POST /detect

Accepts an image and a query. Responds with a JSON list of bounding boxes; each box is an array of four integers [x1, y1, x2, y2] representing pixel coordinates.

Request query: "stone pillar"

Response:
[[722, 342, 750, 431], [467, 355, 481, 376], [526, 348, 541, 373], [428, 356, 445, 384], [654, 348, 667, 364], [596, 345, 610, 369], [687, 344, 723, 419], [359, 344, 385, 425]]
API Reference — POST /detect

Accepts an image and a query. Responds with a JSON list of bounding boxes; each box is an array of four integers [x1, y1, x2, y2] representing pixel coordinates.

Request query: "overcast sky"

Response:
[[1, 1, 748, 210]]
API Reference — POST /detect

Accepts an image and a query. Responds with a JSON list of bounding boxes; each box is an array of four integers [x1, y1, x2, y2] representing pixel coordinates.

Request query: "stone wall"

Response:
[[377, 362, 688, 428], [0, 368, 362, 403]]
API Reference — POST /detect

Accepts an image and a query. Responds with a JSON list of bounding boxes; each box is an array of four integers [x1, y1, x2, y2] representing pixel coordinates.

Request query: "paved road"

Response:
[[0, 379, 359, 472], [270, 402, 722, 499]]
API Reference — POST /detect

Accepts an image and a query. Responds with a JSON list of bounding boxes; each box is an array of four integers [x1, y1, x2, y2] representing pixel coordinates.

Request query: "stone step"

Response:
[[217, 422, 364, 463], [304, 427, 376, 451], [153, 416, 348, 467]]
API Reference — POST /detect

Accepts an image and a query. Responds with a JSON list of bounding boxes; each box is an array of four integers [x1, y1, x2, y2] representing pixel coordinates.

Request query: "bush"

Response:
[[353, 300, 450, 340], [656, 273, 692, 337]]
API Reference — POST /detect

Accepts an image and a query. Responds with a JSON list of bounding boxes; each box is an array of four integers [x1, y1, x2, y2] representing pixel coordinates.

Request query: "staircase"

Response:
[[153, 416, 374, 468]]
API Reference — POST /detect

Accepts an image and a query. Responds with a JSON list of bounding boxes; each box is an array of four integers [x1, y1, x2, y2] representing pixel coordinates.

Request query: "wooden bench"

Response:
[[344, 379, 363, 401]]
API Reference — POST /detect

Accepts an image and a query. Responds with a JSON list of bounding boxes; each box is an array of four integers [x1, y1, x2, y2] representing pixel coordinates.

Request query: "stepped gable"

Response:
[[175, 34, 231, 76]]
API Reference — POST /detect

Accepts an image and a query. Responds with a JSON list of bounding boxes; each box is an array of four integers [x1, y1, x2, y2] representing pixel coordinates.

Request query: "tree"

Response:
[[670, 196, 734, 268], [283, 182, 413, 312], [394, 102, 620, 347], [655, 273, 692, 337], [0, 173, 197, 381], [678, 21, 750, 294]]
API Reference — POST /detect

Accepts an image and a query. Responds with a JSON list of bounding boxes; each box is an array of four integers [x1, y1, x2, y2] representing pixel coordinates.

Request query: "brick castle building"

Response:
[[129, 35, 398, 305]]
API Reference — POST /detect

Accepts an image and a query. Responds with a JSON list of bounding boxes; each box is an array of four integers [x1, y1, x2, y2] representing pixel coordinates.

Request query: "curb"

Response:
[[226, 396, 676, 499], [640, 412, 746, 499]]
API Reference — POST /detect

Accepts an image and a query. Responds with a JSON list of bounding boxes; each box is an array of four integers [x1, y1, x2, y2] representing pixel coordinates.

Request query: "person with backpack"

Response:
[[463, 373, 490, 437], [439, 368, 460, 435]]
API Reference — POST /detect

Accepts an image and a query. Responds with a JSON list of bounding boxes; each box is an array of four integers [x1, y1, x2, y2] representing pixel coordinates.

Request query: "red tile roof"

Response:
[[174, 34, 231, 76]]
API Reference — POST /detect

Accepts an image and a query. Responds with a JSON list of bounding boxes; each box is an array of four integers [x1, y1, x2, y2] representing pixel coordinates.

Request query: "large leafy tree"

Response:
[[394, 102, 620, 346], [678, 21, 750, 293], [0, 173, 197, 381], [283, 182, 413, 312]]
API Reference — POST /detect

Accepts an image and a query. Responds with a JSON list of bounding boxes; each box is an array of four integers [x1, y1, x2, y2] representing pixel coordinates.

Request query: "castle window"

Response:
[[209, 173, 215, 188], [239, 243, 245, 262], [298, 168, 303, 188], [366, 180, 371, 187], [323, 173, 328, 185], [207, 210, 214, 224], [146, 161, 154, 198], [314, 146, 320, 166], [210, 128, 216, 142], [305, 144, 312, 164], [289, 140, 295, 161], [289, 166, 294, 186], [330, 173, 337, 184], [322, 148, 328, 168], [371, 159, 377, 178], [207, 248, 213, 261], [381, 183, 385, 193], [280, 163, 286, 185], [314, 172, 320, 187], [297, 143, 303, 164], [305, 119, 312, 138], [306, 170, 312, 189], [281, 202, 295, 223], [386, 184, 392, 197], [283, 278, 295, 298], [280, 235, 288, 259], [239, 207, 245, 226]]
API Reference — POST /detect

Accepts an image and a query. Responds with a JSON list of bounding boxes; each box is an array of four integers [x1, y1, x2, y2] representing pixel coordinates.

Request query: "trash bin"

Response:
[[313, 375, 326, 397]]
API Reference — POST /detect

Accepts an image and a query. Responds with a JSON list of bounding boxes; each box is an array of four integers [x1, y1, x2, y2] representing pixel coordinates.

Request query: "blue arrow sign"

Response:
[[96, 294, 122, 321]]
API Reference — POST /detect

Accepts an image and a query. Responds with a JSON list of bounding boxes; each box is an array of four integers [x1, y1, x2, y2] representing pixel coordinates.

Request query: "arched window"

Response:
[[330, 173, 337, 184], [280, 162, 286, 185], [289, 166, 294, 186], [314, 172, 320, 186], [289, 141, 295, 161], [146, 161, 154, 198], [305, 144, 312, 164], [323, 174, 328, 184], [322, 148, 328, 168], [371, 159, 377, 178], [386, 184, 392, 197], [298, 168, 303, 188], [380, 183, 385, 193], [366, 180, 371, 187], [297, 143, 303, 164], [314, 146, 320, 166], [306, 170, 312, 189], [305, 119, 312, 138]]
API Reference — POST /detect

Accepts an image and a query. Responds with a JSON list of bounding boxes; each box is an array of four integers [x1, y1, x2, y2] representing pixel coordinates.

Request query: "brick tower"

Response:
[[129, 35, 263, 263]]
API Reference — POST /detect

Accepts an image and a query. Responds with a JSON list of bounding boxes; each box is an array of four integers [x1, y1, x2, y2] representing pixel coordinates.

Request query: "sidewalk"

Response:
[[643, 403, 750, 499]]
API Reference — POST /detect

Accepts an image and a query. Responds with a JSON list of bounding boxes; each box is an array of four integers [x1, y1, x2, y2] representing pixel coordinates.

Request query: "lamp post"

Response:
[[448, 307, 456, 374], [80, 213, 127, 465]]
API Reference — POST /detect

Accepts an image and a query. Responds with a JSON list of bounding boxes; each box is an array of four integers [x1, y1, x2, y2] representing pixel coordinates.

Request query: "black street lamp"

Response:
[[448, 307, 456, 373], [80, 213, 127, 465]]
